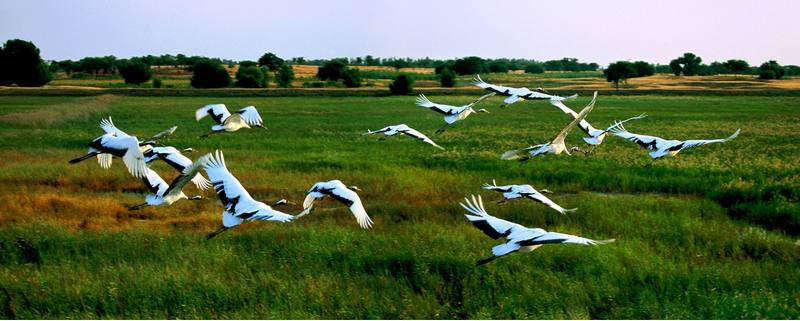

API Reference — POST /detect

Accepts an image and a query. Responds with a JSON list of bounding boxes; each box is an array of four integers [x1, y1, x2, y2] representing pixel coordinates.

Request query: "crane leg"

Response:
[[128, 202, 149, 211], [68, 153, 98, 164], [199, 131, 220, 139], [206, 226, 230, 240], [475, 255, 498, 266], [435, 124, 449, 134]]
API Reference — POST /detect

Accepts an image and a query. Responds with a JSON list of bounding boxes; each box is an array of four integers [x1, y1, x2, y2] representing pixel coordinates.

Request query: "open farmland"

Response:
[[0, 94, 798, 319]]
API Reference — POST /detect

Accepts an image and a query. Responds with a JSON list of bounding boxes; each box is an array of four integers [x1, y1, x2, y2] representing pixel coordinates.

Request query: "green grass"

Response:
[[0, 94, 798, 319]]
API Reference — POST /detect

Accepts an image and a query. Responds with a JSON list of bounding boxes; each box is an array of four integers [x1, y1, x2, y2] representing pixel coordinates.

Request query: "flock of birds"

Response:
[[68, 75, 741, 266]]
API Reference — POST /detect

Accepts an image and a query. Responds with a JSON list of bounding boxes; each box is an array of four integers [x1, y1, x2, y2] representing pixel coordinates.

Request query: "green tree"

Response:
[[258, 52, 284, 71], [389, 74, 414, 95], [524, 63, 545, 74], [239, 60, 257, 68], [603, 61, 637, 89], [672, 53, 703, 76], [0, 39, 52, 87], [316, 59, 348, 81], [631, 61, 654, 77], [341, 68, 362, 88], [452, 56, 485, 75], [275, 64, 294, 88], [758, 60, 785, 80], [118, 60, 152, 85], [235, 65, 266, 88], [669, 59, 683, 76], [190, 60, 231, 88], [723, 59, 749, 74], [439, 67, 456, 87], [487, 59, 510, 73]]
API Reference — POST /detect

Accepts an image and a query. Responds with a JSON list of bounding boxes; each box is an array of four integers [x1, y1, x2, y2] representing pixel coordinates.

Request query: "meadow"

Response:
[[0, 93, 798, 319]]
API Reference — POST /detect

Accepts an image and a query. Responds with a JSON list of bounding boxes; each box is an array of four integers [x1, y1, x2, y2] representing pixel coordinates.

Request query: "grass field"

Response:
[[0, 94, 798, 319]]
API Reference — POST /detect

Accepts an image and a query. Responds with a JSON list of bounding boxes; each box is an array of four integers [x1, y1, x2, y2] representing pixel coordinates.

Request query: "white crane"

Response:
[[365, 124, 444, 150], [143, 146, 211, 190], [296, 180, 373, 229], [461, 195, 614, 266], [74, 117, 177, 172], [550, 91, 647, 150], [482, 180, 576, 215], [609, 123, 741, 164], [196, 104, 265, 138], [128, 157, 208, 210], [415, 93, 495, 133], [69, 117, 149, 178], [473, 75, 577, 107], [501, 99, 595, 160], [202, 150, 294, 239]]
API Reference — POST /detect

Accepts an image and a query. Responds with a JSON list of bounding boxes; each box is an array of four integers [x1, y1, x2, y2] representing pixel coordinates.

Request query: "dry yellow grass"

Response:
[[0, 94, 118, 126], [554, 74, 800, 91]]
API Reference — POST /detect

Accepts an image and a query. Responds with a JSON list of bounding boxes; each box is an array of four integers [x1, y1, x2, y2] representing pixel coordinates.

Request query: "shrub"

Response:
[[524, 63, 545, 74], [275, 64, 294, 88], [70, 72, 88, 79], [389, 74, 413, 95], [190, 60, 231, 88], [235, 65, 266, 88], [341, 68, 362, 88], [118, 60, 152, 85], [152, 78, 162, 88], [440, 67, 456, 87]]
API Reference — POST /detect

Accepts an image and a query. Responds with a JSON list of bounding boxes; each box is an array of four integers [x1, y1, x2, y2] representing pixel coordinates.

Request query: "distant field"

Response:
[[46, 67, 800, 93], [0, 94, 797, 319]]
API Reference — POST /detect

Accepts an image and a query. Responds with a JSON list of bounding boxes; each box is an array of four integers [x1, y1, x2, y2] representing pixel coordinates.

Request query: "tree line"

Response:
[[2, 38, 799, 90]]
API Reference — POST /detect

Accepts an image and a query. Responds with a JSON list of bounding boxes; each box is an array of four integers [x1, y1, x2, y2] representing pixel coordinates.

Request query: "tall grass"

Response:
[[0, 94, 798, 318]]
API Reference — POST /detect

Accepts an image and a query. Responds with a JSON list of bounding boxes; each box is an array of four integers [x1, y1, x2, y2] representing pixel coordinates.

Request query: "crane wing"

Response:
[[99, 135, 146, 178], [415, 94, 460, 115], [461, 195, 523, 240], [149, 126, 177, 140], [680, 129, 740, 151], [465, 92, 496, 108], [520, 231, 615, 246], [96, 153, 113, 169], [195, 104, 231, 124], [524, 192, 575, 215], [163, 154, 211, 198], [550, 92, 599, 136], [472, 75, 517, 95], [608, 123, 668, 151], [202, 150, 257, 213], [399, 127, 445, 150], [99, 117, 131, 137], [552, 98, 595, 145], [236, 106, 264, 126], [327, 186, 373, 229], [141, 167, 169, 196]]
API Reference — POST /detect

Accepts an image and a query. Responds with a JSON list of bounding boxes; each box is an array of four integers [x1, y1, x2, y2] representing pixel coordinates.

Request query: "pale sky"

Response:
[[1, 0, 798, 66]]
